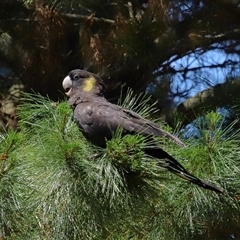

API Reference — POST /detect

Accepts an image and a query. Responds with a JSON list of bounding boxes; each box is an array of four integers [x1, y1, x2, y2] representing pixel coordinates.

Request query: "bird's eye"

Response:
[[65, 87, 71, 92], [73, 74, 79, 80]]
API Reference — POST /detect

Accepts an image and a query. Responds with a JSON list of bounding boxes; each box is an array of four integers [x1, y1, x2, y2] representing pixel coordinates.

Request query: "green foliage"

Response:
[[106, 132, 145, 170], [0, 131, 26, 238], [0, 93, 239, 239], [21, 0, 33, 6], [118, 88, 158, 118]]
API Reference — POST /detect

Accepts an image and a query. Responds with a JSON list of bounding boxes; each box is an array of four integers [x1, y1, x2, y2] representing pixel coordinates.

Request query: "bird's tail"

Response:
[[145, 148, 223, 193]]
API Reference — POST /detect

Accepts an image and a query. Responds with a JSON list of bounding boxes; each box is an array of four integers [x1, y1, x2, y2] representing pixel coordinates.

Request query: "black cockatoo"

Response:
[[62, 69, 222, 193]]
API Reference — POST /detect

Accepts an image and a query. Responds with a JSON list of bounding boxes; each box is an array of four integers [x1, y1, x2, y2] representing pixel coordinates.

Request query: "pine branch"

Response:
[[0, 93, 239, 239]]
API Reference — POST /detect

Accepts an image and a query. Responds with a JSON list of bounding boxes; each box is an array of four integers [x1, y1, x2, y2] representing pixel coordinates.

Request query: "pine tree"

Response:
[[0, 93, 239, 239]]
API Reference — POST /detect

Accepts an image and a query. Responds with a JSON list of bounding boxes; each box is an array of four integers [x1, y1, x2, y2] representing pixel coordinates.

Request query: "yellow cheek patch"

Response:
[[83, 76, 96, 92]]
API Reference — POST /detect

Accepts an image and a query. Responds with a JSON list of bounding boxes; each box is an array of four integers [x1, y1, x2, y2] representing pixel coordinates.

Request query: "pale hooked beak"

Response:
[[62, 76, 73, 96]]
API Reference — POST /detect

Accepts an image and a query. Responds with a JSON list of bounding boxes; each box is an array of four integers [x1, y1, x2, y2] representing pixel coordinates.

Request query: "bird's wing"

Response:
[[73, 101, 185, 147], [73, 101, 126, 143], [121, 108, 186, 147]]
